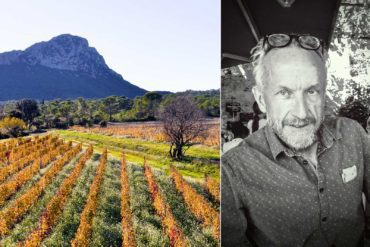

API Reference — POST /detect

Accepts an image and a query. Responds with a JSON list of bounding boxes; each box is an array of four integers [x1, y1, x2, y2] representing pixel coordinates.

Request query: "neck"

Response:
[[296, 142, 319, 165]]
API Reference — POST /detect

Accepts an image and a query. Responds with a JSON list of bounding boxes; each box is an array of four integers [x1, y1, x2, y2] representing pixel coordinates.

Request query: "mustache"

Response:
[[283, 117, 316, 128]]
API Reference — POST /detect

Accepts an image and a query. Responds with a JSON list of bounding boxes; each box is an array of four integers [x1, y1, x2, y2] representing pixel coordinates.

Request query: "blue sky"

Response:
[[0, 1, 220, 92]]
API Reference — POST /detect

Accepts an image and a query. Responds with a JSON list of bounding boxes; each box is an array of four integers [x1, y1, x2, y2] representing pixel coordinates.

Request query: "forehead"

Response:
[[263, 46, 326, 88]]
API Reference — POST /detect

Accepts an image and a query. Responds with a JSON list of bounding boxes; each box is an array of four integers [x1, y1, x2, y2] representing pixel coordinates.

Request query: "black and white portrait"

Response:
[[221, 0, 369, 246]]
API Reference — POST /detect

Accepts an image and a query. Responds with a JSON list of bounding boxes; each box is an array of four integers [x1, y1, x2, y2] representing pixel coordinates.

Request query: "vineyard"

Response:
[[0, 131, 220, 246], [70, 119, 220, 147]]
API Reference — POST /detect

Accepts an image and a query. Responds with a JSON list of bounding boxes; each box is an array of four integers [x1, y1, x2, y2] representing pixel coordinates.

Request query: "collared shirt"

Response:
[[221, 117, 370, 247]]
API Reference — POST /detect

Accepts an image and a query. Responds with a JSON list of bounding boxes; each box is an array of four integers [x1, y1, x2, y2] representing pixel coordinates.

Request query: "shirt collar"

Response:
[[265, 117, 342, 160]]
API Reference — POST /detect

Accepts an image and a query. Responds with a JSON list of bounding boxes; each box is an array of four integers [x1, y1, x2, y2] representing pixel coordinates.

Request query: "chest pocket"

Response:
[[341, 165, 357, 183]]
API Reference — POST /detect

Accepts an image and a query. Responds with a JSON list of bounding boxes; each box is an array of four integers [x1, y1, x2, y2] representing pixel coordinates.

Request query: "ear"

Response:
[[252, 86, 266, 113]]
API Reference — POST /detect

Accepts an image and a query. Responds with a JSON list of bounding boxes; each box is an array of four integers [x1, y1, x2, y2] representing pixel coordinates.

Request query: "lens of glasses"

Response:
[[298, 35, 320, 50], [267, 34, 290, 47]]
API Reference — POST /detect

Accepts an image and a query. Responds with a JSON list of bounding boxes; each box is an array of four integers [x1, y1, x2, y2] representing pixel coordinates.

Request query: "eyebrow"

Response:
[[275, 82, 322, 91], [305, 82, 322, 90], [275, 86, 291, 91], [306, 84, 321, 90]]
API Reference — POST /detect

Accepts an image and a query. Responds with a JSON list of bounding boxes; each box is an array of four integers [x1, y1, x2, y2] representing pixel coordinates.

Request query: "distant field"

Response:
[[70, 118, 220, 147], [64, 119, 220, 180], [0, 120, 220, 246]]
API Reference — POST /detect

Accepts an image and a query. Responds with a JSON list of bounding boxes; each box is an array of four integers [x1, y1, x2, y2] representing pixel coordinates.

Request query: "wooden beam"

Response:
[[236, 0, 261, 42], [222, 53, 251, 63]]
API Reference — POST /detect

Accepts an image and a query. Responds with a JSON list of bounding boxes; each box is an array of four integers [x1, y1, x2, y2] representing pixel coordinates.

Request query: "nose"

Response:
[[292, 94, 308, 119]]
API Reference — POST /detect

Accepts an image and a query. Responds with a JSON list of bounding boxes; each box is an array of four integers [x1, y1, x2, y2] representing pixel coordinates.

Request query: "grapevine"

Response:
[[71, 149, 107, 247], [120, 152, 136, 247], [19, 145, 93, 247], [144, 161, 187, 247], [171, 167, 220, 240], [0, 142, 82, 236]]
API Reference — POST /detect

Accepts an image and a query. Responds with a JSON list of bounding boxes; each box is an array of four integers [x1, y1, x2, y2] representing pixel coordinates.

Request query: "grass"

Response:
[[90, 158, 122, 247], [0, 148, 219, 246], [154, 170, 219, 247], [0, 130, 220, 246], [54, 130, 219, 160], [190, 181, 220, 210], [54, 130, 220, 180], [43, 156, 99, 246], [128, 164, 170, 247], [0, 159, 54, 211]]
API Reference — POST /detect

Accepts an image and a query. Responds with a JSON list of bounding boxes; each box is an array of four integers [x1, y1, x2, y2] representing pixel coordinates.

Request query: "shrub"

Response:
[[0, 117, 27, 137], [99, 120, 107, 128]]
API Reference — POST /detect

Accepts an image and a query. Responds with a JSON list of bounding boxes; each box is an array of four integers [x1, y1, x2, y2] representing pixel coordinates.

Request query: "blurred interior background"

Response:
[[221, 0, 369, 151]]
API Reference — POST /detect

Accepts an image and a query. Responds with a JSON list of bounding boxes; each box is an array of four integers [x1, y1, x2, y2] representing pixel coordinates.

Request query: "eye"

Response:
[[277, 89, 290, 96], [307, 89, 317, 95]]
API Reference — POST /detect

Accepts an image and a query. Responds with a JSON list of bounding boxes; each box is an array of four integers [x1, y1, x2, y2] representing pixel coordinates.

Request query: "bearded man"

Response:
[[221, 34, 370, 247]]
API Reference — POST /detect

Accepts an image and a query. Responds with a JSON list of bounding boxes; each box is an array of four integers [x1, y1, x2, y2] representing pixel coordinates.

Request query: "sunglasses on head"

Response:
[[263, 33, 325, 56]]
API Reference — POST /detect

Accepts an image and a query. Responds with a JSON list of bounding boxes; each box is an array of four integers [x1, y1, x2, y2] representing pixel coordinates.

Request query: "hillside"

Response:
[[0, 34, 147, 100]]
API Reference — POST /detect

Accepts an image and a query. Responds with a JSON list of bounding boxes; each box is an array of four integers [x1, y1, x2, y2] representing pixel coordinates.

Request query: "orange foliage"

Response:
[[0, 160, 40, 207], [0, 138, 67, 206], [0, 135, 61, 182], [19, 145, 93, 247], [71, 149, 107, 247], [144, 161, 187, 247], [71, 120, 219, 147], [0, 142, 82, 237], [204, 176, 220, 202], [120, 153, 136, 247], [171, 167, 220, 240], [0, 135, 54, 164]]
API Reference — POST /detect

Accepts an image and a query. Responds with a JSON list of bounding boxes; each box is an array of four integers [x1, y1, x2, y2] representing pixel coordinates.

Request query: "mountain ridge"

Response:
[[0, 34, 147, 100]]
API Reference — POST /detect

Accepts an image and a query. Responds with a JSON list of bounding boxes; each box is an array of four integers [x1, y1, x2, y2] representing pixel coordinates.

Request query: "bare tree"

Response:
[[161, 97, 207, 160]]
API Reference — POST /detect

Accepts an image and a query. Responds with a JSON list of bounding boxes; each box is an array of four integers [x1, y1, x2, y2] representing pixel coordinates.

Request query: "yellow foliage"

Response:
[[0, 117, 26, 130], [204, 176, 220, 202], [120, 153, 137, 247], [144, 162, 188, 246], [171, 167, 220, 240], [71, 149, 107, 247], [0, 141, 82, 237], [20, 145, 93, 247]]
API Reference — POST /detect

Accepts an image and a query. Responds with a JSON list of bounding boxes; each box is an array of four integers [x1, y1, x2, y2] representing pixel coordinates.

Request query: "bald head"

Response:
[[263, 45, 327, 91], [251, 39, 327, 91]]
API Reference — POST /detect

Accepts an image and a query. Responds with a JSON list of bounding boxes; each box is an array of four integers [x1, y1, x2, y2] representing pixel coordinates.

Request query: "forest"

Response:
[[0, 90, 219, 138]]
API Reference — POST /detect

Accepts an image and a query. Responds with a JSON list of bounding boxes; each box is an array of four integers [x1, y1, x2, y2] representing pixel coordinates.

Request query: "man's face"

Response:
[[254, 46, 326, 151]]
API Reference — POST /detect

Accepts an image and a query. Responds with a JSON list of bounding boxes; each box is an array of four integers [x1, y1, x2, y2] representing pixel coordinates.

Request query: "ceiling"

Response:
[[221, 0, 342, 68]]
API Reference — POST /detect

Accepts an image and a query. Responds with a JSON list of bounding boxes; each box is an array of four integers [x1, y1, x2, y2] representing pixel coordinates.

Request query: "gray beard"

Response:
[[267, 117, 322, 151]]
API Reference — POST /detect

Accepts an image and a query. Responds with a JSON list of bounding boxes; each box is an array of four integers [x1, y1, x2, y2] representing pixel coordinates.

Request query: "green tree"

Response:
[[15, 99, 40, 127], [58, 100, 75, 126], [101, 96, 129, 122], [142, 92, 163, 119], [194, 95, 220, 117]]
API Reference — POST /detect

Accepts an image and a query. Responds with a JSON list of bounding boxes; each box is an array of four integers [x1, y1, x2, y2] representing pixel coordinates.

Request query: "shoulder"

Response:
[[222, 127, 271, 171], [324, 116, 369, 146], [326, 116, 364, 136], [337, 116, 362, 128]]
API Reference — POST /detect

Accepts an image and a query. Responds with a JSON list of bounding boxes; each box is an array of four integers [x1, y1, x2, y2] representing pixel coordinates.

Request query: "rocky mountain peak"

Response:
[[0, 34, 147, 100], [0, 34, 119, 79]]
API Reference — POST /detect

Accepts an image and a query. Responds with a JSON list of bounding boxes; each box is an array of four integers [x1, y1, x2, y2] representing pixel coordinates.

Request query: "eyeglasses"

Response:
[[263, 33, 325, 56]]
